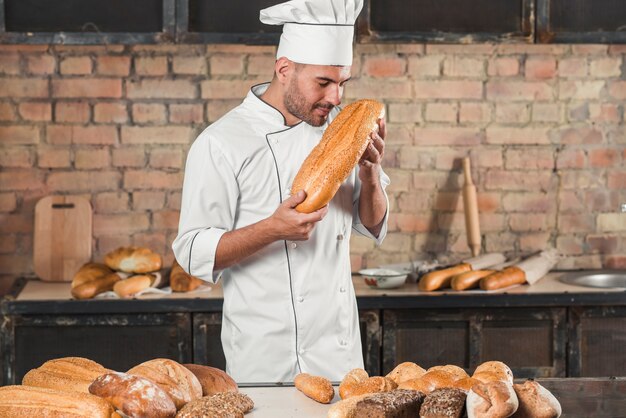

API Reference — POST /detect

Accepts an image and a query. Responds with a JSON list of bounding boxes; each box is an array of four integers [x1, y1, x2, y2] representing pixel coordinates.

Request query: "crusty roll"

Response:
[[339, 376, 397, 400], [0, 385, 120, 418], [512, 380, 562, 418], [170, 260, 205, 292], [127, 358, 202, 410], [451, 270, 495, 291], [427, 365, 469, 381], [339, 368, 369, 399], [473, 361, 514, 385], [480, 266, 527, 291], [104, 246, 162, 274], [89, 372, 176, 418], [386, 362, 426, 385], [291, 99, 385, 213], [418, 263, 473, 292], [294, 373, 335, 404], [467, 380, 519, 418], [113, 274, 155, 298], [22, 357, 112, 394], [183, 364, 238, 395], [327, 394, 369, 418]]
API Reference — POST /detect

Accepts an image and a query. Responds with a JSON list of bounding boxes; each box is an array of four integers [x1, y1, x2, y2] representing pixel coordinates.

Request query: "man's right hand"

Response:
[[267, 190, 328, 241]]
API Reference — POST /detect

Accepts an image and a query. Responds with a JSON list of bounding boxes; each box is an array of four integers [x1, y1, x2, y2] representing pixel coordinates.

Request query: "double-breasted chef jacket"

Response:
[[173, 83, 390, 384]]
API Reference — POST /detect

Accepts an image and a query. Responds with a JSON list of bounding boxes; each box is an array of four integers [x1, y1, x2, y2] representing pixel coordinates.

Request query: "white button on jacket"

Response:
[[173, 83, 390, 384]]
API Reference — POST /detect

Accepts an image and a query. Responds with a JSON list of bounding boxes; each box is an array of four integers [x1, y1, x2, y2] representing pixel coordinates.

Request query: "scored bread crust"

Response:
[[291, 99, 385, 213], [22, 357, 112, 394]]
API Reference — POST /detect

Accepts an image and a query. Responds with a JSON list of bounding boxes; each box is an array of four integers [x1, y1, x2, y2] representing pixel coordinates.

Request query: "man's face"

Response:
[[284, 64, 352, 127]]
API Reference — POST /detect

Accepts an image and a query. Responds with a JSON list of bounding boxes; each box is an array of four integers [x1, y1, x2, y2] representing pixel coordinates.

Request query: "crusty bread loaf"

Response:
[[176, 392, 254, 418], [339, 368, 369, 399], [113, 274, 155, 298], [473, 361, 514, 384], [454, 376, 481, 392], [467, 380, 519, 418], [0, 385, 120, 418], [386, 362, 426, 385], [480, 266, 527, 291], [104, 246, 162, 274], [170, 260, 205, 292], [89, 372, 176, 418], [419, 263, 473, 291], [294, 373, 335, 404], [427, 365, 469, 381], [127, 358, 202, 410], [183, 364, 238, 395], [339, 376, 397, 400], [71, 263, 114, 288], [22, 357, 112, 394], [451, 270, 495, 291], [71, 263, 122, 299], [512, 380, 561, 418], [398, 369, 458, 394], [291, 99, 385, 213]]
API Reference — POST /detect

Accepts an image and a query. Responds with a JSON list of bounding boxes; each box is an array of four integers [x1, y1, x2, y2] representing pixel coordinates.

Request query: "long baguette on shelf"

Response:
[[480, 266, 527, 291], [419, 252, 506, 291], [451, 270, 495, 291]]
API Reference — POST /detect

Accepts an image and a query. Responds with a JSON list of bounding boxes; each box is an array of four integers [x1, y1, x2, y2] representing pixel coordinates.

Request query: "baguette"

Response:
[[113, 274, 155, 298], [0, 385, 120, 418], [451, 270, 495, 291], [291, 99, 385, 213], [480, 266, 526, 291], [72, 272, 122, 299], [418, 263, 473, 291], [294, 373, 335, 404], [71, 263, 114, 288], [22, 357, 112, 394]]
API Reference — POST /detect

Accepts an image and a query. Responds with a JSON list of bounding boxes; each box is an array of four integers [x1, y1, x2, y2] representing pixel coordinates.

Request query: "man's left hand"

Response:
[[358, 117, 386, 184]]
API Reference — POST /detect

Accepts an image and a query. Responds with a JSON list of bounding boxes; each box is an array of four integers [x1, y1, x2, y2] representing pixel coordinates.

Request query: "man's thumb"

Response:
[[287, 190, 307, 207]]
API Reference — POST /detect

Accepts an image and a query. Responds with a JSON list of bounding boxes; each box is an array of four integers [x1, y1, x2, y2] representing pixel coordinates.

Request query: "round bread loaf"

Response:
[[512, 380, 562, 418], [183, 364, 238, 395], [427, 365, 469, 381], [386, 362, 426, 385], [473, 361, 514, 384]]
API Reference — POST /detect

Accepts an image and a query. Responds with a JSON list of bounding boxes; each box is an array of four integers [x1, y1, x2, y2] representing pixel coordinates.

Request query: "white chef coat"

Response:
[[173, 83, 390, 384]]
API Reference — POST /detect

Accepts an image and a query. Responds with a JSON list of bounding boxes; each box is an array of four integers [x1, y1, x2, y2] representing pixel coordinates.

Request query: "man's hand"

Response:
[[268, 190, 328, 241], [358, 117, 386, 185]]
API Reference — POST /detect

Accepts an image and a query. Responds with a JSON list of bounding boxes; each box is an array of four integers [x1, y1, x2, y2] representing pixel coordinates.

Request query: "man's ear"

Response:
[[275, 57, 293, 84]]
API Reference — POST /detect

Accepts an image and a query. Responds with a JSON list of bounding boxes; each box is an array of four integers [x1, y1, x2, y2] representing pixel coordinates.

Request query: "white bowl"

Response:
[[359, 268, 408, 289]]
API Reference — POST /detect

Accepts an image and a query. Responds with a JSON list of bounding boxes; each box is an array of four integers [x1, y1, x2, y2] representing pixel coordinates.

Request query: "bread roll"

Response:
[[473, 361, 514, 384], [427, 365, 469, 381], [127, 358, 202, 410], [104, 246, 162, 273], [291, 99, 385, 213], [294, 373, 335, 404], [512, 380, 562, 418], [339, 368, 369, 399], [467, 380, 519, 418], [386, 362, 426, 385], [113, 274, 155, 298], [418, 263, 473, 291], [183, 364, 238, 395], [451, 270, 495, 291], [480, 266, 526, 291], [170, 260, 205, 292], [89, 372, 176, 418], [327, 394, 369, 418], [22, 357, 112, 393], [0, 385, 120, 418], [339, 376, 397, 399]]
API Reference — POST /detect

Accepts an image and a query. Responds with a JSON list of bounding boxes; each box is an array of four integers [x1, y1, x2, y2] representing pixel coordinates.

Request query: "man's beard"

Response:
[[284, 77, 333, 127]]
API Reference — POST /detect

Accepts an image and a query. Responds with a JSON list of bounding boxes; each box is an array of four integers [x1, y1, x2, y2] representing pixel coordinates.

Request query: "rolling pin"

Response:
[[462, 157, 481, 257]]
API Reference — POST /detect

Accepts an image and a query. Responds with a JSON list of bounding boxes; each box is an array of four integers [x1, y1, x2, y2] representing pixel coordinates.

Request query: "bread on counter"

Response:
[[71, 263, 122, 300], [420, 387, 467, 418], [354, 389, 425, 417], [472, 361, 514, 385], [176, 392, 254, 418], [113, 274, 157, 298], [170, 260, 205, 292], [294, 373, 335, 404], [467, 380, 519, 418], [339, 368, 369, 399], [0, 384, 120, 418], [512, 380, 561, 418], [183, 364, 238, 396], [385, 362, 426, 385], [22, 357, 112, 394], [104, 246, 162, 274], [339, 376, 397, 400]]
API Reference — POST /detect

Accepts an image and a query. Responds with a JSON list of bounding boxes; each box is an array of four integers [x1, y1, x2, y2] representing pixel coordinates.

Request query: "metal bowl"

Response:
[[559, 270, 626, 289]]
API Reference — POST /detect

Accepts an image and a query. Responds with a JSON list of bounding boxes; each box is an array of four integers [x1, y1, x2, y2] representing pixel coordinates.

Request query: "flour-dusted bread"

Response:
[[467, 380, 519, 418], [104, 246, 162, 274]]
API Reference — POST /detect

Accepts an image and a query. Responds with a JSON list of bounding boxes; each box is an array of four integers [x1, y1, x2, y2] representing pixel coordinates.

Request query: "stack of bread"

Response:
[[0, 356, 248, 418], [71, 246, 163, 299]]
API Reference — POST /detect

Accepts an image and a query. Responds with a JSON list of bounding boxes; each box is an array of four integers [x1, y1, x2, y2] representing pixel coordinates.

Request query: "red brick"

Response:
[[486, 81, 553, 101], [47, 171, 120, 192], [472, 148, 503, 168], [94, 192, 130, 214], [172, 56, 207, 75], [153, 210, 180, 230], [0, 170, 45, 190], [94, 102, 128, 123], [387, 103, 422, 124], [555, 235, 584, 255], [558, 214, 594, 233], [169, 104, 204, 124], [382, 169, 410, 192], [606, 256, 626, 269], [589, 103, 620, 123], [486, 127, 550, 145], [0, 147, 32, 168], [47, 125, 118, 145], [133, 191, 165, 210], [55, 101, 91, 123], [459, 103, 491, 124], [60, 57, 93, 75], [207, 100, 240, 123], [132, 103, 167, 124], [443, 57, 484, 78], [0, 213, 33, 233], [586, 235, 619, 254], [248, 55, 276, 76], [124, 170, 183, 190], [414, 80, 482, 100], [0, 45, 48, 52], [559, 171, 597, 189], [485, 170, 554, 191], [0, 193, 17, 212], [503, 192, 555, 212], [127, 79, 196, 99], [149, 148, 183, 169], [487, 57, 519, 77], [509, 214, 549, 231], [407, 56, 441, 77], [37, 148, 71, 168], [0, 79, 48, 98], [96, 235, 132, 256], [121, 126, 193, 145], [0, 126, 40, 144], [393, 213, 431, 233], [609, 45, 626, 55], [75, 148, 111, 169], [520, 233, 552, 252], [166, 192, 182, 210], [52, 79, 122, 98], [94, 213, 150, 235], [589, 148, 619, 168], [525, 57, 557, 79], [485, 232, 516, 253], [556, 148, 586, 169], [209, 54, 244, 75], [425, 103, 458, 122], [505, 147, 554, 169], [0, 235, 16, 253], [0, 102, 16, 121], [25, 55, 55, 75], [344, 79, 413, 100], [589, 58, 622, 77], [112, 147, 146, 168], [363, 56, 406, 77], [584, 190, 620, 212], [494, 103, 530, 124], [559, 127, 603, 145], [18, 102, 51, 121], [559, 81, 604, 100], [532, 103, 562, 123], [433, 148, 467, 170], [608, 81, 626, 100], [133, 232, 167, 253], [607, 171, 626, 189], [0, 54, 21, 75], [134, 56, 168, 76], [558, 58, 587, 78], [0, 254, 31, 275], [399, 146, 433, 169], [414, 127, 481, 146], [412, 171, 459, 191], [96, 55, 131, 76]]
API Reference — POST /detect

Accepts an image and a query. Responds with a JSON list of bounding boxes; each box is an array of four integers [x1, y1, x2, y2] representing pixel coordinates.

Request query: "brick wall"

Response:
[[0, 43, 625, 285]]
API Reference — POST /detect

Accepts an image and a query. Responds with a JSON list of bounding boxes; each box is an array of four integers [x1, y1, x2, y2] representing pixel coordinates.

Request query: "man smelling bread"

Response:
[[173, 0, 390, 383]]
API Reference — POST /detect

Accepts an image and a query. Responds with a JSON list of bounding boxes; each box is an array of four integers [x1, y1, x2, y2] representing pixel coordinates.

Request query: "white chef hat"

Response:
[[260, 0, 363, 66]]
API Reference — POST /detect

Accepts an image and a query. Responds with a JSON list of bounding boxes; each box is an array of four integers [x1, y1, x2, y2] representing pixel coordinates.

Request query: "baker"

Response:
[[173, 0, 390, 383]]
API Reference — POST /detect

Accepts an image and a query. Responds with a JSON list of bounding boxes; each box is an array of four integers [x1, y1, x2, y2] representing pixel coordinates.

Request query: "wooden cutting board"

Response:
[[33, 195, 92, 281]]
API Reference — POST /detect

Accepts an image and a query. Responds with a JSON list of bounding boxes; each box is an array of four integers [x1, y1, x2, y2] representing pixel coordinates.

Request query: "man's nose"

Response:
[[326, 85, 342, 106]]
